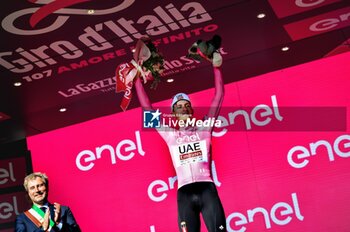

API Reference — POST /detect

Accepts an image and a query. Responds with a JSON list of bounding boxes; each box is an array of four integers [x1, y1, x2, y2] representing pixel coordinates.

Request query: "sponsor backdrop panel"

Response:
[[268, 0, 342, 18], [0, 142, 32, 231], [233, 51, 350, 232], [3, 0, 349, 124], [0, 0, 242, 110], [27, 52, 350, 231], [283, 6, 350, 41]]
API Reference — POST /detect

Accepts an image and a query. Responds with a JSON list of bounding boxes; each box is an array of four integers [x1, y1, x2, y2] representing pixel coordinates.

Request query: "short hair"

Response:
[[23, 172, 48, 192]]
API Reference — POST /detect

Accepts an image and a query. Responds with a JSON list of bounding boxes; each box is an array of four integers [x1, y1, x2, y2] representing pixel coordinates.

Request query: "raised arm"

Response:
[[135, 73, 172, 140], [135, 77, 153, 111], [207, 65, 224, 120]]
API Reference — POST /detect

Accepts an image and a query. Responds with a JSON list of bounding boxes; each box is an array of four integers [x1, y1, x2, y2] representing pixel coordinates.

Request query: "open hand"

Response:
[[42, 209, 50, 231], [54, 202, 61, 224]]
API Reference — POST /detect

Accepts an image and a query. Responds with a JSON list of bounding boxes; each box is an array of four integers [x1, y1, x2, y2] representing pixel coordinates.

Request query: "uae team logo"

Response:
[[143, 109, 161, 128]]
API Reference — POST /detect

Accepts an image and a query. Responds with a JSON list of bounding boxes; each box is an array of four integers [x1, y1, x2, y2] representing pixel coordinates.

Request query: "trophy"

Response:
[[187, 34, 222, 67]]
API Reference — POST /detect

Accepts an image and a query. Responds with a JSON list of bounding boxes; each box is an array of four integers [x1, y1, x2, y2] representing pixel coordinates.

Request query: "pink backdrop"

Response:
[[27, 52, 350, 232]]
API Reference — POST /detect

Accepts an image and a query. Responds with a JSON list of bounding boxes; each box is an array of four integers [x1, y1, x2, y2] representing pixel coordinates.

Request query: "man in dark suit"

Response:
[[15, 172, 81, 232]]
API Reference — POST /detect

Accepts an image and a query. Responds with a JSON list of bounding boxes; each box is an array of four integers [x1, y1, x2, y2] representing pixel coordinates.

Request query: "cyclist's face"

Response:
[[173, 100, 193, 120]]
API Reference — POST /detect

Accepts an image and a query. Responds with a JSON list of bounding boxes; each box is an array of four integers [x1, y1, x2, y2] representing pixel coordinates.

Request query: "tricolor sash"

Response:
[[24, 205, 55, 231]]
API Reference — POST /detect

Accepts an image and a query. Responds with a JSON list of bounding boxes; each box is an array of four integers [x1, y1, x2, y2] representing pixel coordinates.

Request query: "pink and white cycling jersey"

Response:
[[135, 66, 224, 189], [158, 126, 213, 189]]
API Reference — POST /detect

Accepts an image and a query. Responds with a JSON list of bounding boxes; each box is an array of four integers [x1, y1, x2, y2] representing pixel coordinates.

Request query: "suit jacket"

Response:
[[15, 203, 81, 232]]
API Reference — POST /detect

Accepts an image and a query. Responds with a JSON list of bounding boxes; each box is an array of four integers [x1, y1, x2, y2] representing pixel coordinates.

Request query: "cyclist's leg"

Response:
[[201, 183, 226, 232], [177, 185, 201, 232]]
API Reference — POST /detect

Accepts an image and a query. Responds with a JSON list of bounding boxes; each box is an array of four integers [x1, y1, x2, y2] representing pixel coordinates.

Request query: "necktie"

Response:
[[40, 206, 54, 231], [40, 206, 47, 213]]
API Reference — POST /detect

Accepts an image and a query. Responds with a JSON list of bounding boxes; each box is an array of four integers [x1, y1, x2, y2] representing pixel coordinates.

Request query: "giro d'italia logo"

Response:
[[143, 109, 161, 128]]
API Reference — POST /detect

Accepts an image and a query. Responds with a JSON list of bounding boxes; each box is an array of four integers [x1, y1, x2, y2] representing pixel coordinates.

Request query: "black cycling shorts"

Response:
[[177, 182, 226, 232]]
